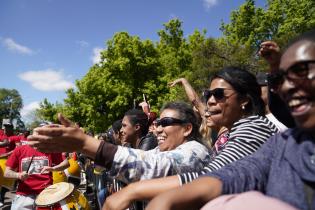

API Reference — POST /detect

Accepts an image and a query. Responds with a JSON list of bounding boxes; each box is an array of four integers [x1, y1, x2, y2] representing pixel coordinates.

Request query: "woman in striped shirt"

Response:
[[103, 67, 279, 210]]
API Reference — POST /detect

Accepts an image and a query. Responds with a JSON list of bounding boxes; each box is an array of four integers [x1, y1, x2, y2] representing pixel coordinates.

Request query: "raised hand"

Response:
[[258, 41, 281, 72], [168, 78, 187, 87]]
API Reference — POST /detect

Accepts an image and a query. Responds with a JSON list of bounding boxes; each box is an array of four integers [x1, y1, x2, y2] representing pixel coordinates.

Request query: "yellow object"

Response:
[[64, 158, 81, 179], [93, 165, 105, 175], [52, 171, 67, 184], [0, 157, 15, 190]]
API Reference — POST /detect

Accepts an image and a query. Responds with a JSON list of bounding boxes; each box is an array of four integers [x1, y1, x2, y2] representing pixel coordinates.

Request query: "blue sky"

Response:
[[0, 0, 266, 123]]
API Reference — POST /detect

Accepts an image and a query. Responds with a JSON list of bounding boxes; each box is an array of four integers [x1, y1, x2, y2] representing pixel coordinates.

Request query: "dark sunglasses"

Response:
[[203, 88, 234, 101], [156, 117, 188, 127], [268, 60, 315, 91]]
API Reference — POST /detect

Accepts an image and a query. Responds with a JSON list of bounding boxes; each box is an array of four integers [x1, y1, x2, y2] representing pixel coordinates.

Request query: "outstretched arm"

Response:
[[28, 113, 102, 159], [104, 175, 180, 210], [146, 176, 222, 210]]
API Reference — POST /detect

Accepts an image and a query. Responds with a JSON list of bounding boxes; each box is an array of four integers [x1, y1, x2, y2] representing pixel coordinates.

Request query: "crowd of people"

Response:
[[0, 28, 314, 210]]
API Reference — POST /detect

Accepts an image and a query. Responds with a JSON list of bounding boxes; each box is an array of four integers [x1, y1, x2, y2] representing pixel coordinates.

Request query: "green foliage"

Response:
[[0, 88, 24, 130], [63, 32, 161, 132], [36, 98, 64, 123], [221, 0, 315, 49]]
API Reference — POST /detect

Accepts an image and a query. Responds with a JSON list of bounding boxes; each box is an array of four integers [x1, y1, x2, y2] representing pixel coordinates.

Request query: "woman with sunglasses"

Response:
[[28, 102, 210, 184], [100, 67, 279, 210], [145, 29, 315, 210]]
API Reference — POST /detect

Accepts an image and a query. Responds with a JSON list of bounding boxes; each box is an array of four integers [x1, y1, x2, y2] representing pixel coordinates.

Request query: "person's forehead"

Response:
[[160, 109, 179, 118], [210, 78, 233, 89], [122, 115, 130, 124], [280, 40, 315, 70]]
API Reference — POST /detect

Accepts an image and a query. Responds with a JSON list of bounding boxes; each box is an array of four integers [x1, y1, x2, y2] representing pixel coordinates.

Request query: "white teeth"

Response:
[[289, 99, 301, 107], [157, 136, 165, 141]]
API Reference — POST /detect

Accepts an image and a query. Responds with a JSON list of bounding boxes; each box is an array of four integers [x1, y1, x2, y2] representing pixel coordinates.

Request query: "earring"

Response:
[[242, 105, 245, 110]]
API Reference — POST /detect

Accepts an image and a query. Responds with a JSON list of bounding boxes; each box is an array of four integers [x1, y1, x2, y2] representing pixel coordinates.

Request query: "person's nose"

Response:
[[156, 125, 163, 133], [280, 77, 296, 95], [207, 95, 216, 107]]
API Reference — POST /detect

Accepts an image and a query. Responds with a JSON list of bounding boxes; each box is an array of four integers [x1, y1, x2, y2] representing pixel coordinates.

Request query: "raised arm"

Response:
[[169, 78, 206, 116]]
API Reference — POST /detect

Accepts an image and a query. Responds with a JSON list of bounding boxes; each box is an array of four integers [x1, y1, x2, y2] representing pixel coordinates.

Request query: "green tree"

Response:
[[64, 32, 161, 132], [0, 88, 24, 129], [221, 0, 315, 49], [36, 98, 64, 123], [156, 19, 201, 107]]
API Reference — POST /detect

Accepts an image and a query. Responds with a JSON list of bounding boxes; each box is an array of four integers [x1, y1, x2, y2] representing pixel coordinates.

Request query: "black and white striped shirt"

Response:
[[179, 115, 279, 185]]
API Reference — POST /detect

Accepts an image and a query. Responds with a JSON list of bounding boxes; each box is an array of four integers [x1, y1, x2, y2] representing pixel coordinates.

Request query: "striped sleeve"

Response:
[[179, 115, 279, 185]]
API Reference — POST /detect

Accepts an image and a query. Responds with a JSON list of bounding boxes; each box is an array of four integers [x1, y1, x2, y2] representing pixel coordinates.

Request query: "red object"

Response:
[[0, 134, 17, 155], [148, 112, 158, 125], [6, 145, 63, 195]]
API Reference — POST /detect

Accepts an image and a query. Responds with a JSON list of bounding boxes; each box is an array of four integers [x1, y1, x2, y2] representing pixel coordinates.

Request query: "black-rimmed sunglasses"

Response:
[[156, 117, 188, 127], [268, 60, 315, 91], [203, 88, 233, 101]]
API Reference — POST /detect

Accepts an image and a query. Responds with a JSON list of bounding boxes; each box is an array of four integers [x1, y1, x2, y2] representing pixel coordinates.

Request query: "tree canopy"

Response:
[[0, 88, 24, 130], [35, 0, 315, 133]]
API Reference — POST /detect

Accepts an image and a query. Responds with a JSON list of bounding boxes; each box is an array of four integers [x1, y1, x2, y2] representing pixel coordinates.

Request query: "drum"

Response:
[[35, 182, 91, 210], [0, 157, 15, 190]]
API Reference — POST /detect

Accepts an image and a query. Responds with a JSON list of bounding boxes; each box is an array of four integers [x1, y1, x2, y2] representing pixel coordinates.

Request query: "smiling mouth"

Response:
[[209, 110, 221, 115], [288, 97, 312, 116], [157, 136, 165, 145]]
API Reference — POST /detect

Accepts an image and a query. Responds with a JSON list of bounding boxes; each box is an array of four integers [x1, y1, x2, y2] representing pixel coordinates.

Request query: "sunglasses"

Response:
[[203, 88, 235, 101], [268, 60, 315, 91], [156, 117, 188, 127]]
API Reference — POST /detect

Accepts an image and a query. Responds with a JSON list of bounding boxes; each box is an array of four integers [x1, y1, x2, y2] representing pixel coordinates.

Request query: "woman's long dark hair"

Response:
[[211, 66, 265, 116]]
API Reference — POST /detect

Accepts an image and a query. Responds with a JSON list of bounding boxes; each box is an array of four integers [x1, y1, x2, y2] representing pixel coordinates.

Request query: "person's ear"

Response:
[[134, 124, 141, 132], [183, 123, 193, 137], [240, 97, 249, 111]]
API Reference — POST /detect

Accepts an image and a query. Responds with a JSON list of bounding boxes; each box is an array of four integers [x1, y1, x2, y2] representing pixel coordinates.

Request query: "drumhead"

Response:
[[35, 182, 74, 206]]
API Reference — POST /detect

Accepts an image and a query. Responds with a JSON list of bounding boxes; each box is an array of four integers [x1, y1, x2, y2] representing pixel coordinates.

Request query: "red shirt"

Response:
[[6, 145, 63, 195], [0, 134, 16, 155]]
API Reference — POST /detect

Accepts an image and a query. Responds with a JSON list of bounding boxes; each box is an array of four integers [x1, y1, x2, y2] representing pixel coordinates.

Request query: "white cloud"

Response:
[[1, 37, 34, 55], [203, 0, 218, 9], [21, 101, 40, 123], [91, 47, 103, 64], [18, 69, 75, 91], [76, 40, 89, 48]]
